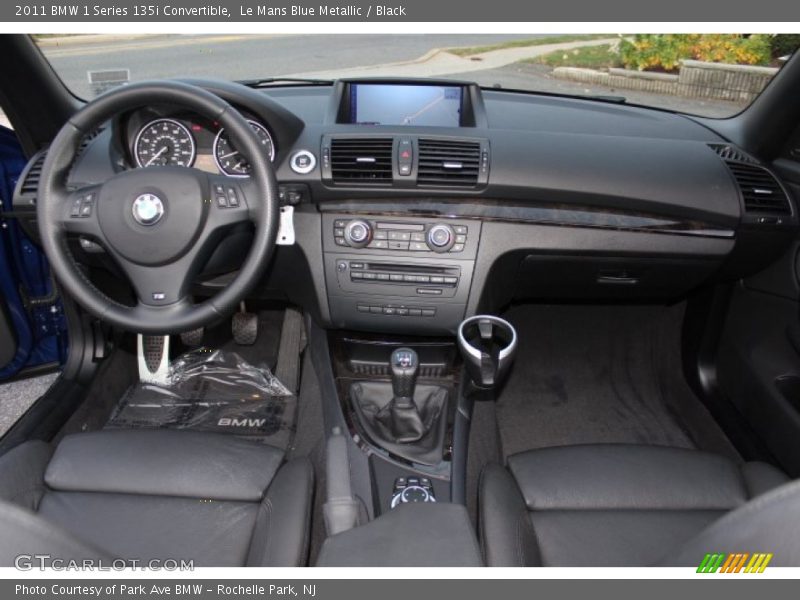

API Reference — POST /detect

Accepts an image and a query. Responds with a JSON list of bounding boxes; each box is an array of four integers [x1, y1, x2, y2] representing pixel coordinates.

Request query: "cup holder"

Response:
[[457, 315, 518, 388]]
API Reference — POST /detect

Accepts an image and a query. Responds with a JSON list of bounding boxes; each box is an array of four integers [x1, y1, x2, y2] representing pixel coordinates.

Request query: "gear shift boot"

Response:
[[350, 381, 449, 465], [350, 347, 450, 465]]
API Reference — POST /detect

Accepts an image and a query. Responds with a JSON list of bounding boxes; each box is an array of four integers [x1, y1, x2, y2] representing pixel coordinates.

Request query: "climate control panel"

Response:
[[333, 218, 470, 254]]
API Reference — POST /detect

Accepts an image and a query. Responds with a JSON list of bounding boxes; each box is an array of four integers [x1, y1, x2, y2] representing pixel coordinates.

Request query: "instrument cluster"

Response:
[[125, 107, 275, 177]]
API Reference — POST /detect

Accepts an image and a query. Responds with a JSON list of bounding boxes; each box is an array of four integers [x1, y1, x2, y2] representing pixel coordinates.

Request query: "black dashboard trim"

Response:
[[317, 200, 736, 239]]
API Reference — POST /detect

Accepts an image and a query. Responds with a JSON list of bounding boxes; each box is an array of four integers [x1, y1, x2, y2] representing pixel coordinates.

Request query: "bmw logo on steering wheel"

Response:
[[132, 193, 165, 226]]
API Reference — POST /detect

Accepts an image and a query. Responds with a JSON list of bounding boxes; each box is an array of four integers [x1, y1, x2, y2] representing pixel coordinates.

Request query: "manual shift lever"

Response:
[[384, 348, 425, 443], [348, 345, 449, 464], [390, 348, 419, 400]]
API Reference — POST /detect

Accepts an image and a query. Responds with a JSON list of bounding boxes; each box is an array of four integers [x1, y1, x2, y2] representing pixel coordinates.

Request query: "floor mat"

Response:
[[104, 308, 299, 449], [495, 303, 740, 461], [0, 371, 60, 437]]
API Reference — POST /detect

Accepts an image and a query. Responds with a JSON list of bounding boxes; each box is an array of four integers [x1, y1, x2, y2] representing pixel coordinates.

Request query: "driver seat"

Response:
[[0, 429, 313, 567]]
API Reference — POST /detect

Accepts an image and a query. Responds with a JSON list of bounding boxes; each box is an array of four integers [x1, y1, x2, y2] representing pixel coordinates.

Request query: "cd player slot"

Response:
[[363, 263, 454, 275], [341, 260, 460, 288]]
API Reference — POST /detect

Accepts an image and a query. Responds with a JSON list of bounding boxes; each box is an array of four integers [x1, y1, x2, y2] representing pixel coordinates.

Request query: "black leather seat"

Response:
[[0, 429, 313, 567], [480, 444, 800, 567]]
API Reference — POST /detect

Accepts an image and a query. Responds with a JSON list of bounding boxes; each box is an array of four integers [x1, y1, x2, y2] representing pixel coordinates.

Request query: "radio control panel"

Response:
[[322, 214, 480, 334]]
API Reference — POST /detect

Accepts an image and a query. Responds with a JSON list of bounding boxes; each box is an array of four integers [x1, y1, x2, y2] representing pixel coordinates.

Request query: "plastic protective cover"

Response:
[[107, 348, 293, 438]]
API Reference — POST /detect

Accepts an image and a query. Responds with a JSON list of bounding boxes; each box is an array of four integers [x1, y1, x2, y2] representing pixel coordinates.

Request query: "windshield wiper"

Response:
[[238, 77, 333, 88]]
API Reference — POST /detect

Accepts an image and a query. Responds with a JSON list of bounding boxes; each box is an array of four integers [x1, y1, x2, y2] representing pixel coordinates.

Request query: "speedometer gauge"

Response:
[[134, 118, 196, 168], [213, 120, 275, 177]]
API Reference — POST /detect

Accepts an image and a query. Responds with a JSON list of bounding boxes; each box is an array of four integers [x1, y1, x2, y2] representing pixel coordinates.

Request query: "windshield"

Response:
[[35, 34, 800, 118]]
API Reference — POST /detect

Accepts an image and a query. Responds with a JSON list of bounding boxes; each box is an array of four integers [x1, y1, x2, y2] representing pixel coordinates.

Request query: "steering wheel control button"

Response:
[[131, 193, 165, 226], [72, 192, 96, 218], [290, 150, 316, 174]]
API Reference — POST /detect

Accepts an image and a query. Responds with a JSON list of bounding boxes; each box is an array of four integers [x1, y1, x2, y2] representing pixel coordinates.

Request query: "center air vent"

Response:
[[726, 162, 791, 215], [330, 137, 393, 185], [417, 138, 481, 187]]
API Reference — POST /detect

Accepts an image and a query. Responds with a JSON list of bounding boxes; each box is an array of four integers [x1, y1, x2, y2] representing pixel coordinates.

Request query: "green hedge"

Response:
[[771, 34, 800, 58], [619, 35, 772, 72]]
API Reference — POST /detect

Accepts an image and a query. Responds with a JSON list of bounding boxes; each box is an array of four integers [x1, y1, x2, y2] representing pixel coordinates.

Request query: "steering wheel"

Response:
[[37, 81, 280, 334]]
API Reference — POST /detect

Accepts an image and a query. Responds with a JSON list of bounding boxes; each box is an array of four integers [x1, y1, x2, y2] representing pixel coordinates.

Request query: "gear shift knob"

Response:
[[390, 347, 419, 400]]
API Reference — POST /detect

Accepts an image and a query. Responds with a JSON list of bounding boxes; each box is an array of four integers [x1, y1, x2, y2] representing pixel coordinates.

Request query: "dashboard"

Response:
[[13, 78, 800, 335]]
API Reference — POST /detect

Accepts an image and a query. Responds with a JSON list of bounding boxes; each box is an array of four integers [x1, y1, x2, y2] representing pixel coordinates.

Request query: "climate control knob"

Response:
[[427, 224, 455, 252], [344, 219, 372, 248]]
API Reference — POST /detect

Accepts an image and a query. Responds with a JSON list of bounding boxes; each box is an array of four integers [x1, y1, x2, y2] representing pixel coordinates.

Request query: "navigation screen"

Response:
[[350, 84, 463, 126]]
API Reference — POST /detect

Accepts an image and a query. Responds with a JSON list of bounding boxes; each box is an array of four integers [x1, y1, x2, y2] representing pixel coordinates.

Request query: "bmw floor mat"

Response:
[[106, 348, 296, 447]]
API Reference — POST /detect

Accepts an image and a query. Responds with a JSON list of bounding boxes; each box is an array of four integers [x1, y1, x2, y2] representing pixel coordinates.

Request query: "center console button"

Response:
[[367, 240, 388, 249], [427, 224, 455, 252], [345, 219, 372, 248], [388, 241, 409, 251]]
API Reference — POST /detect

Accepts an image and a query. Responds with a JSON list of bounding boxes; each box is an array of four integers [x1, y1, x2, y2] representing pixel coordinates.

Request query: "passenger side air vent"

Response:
[[15, 149, 47, 206], [727, 162, 791, 215], [708, 143, 757, 165], [417, 138, 481, 187], [330, 137, 393, 185]]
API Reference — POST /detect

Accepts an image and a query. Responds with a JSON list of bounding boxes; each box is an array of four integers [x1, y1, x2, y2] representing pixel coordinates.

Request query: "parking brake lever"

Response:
[[323, 427, 362, 536]]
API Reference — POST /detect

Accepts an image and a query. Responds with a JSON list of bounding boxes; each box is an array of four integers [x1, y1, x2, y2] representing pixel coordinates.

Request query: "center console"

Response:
[[323, 213, 481, 334]]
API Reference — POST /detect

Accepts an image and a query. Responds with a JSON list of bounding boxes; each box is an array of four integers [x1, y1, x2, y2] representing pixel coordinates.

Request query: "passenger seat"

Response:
[[480, 444, 800, 566]]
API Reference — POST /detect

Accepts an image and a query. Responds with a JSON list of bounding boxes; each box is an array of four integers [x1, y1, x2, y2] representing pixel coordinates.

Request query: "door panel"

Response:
[[717, 156, 800, 475]]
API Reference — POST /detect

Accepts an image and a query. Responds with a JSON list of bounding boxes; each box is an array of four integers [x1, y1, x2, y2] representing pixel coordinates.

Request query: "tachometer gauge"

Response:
[[213, 120, 275, 177], [134, 118, 196, 168]]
